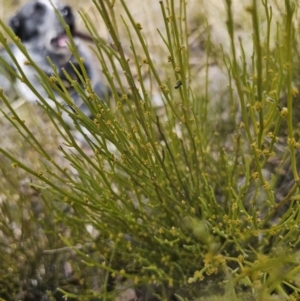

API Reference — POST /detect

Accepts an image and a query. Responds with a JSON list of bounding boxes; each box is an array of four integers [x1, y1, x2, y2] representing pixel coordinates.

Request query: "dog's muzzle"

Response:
[[50, 34, 68, 47]]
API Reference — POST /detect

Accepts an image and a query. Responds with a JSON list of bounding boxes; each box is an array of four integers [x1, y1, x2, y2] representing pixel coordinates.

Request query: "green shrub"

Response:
[[1, 0, 300, 300]]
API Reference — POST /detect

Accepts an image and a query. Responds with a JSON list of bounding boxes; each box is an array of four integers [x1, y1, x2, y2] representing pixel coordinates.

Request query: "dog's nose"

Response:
[[60, 5, 74, 25]]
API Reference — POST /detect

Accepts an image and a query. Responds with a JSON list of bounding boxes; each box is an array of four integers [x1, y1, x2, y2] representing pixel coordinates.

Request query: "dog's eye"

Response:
[[33, 2, 46, 15], [61, 6, 71, 17]]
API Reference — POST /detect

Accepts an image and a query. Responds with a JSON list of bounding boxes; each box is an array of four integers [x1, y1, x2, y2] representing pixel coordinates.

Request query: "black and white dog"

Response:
[[0, 0, 108, 117]]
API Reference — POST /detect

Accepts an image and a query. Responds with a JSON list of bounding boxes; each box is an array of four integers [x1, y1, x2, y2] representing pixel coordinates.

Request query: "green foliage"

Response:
[[1, 0, 300, 300]]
